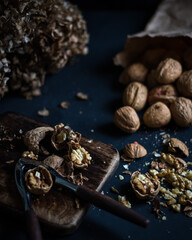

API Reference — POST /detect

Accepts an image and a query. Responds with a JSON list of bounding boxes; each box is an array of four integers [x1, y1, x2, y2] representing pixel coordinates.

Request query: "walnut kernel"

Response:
[[131, 171, 160, 199], [25, 166, 53, 195]]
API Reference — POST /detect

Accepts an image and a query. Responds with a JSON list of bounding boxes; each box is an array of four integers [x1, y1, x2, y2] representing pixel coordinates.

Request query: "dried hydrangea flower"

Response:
[[131, 171, 160, 199], [51, 123, 81, 151], [23, 126, 54, 154], [0, 0, 89, 98], [25, 165, 53, 195], [168, 138, 189, 157]]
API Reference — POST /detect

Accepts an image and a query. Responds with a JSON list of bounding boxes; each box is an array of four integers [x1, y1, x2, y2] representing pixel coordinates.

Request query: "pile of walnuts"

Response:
[[114, 52, 192, 133]]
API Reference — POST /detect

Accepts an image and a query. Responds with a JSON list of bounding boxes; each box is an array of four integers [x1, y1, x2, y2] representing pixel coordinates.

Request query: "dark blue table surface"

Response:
[[0, 11, 192, 240]]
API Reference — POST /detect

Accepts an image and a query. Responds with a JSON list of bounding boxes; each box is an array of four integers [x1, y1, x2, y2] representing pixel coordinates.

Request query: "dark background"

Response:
[[1, 0, 192, 240], [70, 0, 161, 10]]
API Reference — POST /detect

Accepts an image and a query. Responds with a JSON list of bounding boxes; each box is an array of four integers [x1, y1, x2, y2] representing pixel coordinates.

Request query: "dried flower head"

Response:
[[25, 165, 53, 195], [51, 123, 81, 150], [0, 0, 89, 98]]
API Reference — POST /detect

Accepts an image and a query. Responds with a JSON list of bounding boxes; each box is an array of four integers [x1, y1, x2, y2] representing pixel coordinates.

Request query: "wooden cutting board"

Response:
[[0, 112, 119, 235]]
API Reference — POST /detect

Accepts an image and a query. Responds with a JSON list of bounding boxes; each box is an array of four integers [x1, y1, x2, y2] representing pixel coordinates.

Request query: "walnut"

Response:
[[131, 171, 160, 199], [156, 58, 182, 84], [123, 142, 147, 159], [22, 151, 38, 160], [141, 48, 166, 68], [168, 138, 189, 157], [25, 166, 53, 195], [176, 70, 192, 98], [113, 106, 140, 133], [23, 127, 54, 154], [51, 123, 81, 151], [170, 97, 192, 127], [143, 102, 171, 128], [122, 82, 148, 111], [160, 153, 187, 170], [43, 155, 64, 169], [69, 144, 92, 168], [118, 63, 148, 85], [148, 84, 177, 106], [146, 69, 158, 90]]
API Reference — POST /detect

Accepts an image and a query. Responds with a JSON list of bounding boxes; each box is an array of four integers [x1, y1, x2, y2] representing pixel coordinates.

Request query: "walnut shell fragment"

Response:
[[119, 63, 148, 84], [23, 127, 54, 154], [143, 102, 171, 128], [123, 82, 148, 111], [43, 155, 64, 169], [156, 58, 182, 84], [51, 123, 81, 150], [123, 142, 147, 159], [131, 171, 160, 199], [114, 106, 140, 133], [168, 138, 189, 157], [25, 166, 53, 195], [170, 97, 192, 127]]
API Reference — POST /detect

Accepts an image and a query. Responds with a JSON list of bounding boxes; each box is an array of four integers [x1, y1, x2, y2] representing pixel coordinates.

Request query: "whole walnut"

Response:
[[114, 106, 140, 133], [148, 84, 177, 106], [176, 70, 192, 98], [156, 58, 182, 84], [170, 97, 192, 127], [146, 69, 159, 90], [141, 48, 166, 68], [123, 82, 148, 111], [143, 102, 171, 128], [119, 63, 148, 85]]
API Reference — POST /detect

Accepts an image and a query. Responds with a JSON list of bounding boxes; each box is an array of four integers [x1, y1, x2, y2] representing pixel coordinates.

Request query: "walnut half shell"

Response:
[[131, 171, 160, 199], [25, 166, 53, 195], [23, 127, 54, 154]]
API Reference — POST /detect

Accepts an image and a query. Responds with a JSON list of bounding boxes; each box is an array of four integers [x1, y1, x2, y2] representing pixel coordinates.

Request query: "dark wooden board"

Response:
[[0, 112, 119, 235]]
